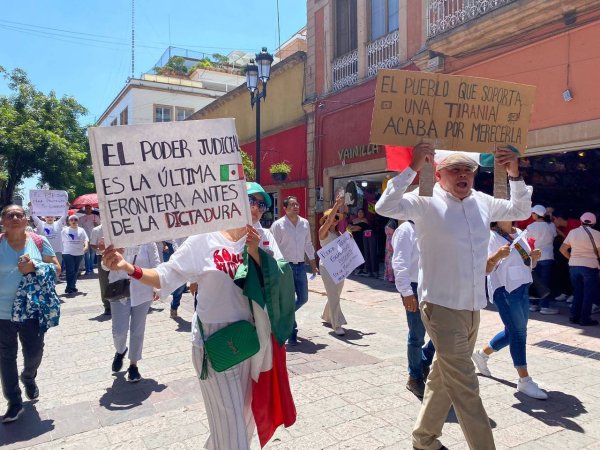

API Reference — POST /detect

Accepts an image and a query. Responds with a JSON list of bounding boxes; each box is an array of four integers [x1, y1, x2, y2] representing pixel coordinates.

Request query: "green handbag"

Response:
[[197, 316, 260, 379]]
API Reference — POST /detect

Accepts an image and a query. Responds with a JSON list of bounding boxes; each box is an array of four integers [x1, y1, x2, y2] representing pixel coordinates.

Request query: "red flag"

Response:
[[385, 146, 413, 171], [252, 336, 296, 447]]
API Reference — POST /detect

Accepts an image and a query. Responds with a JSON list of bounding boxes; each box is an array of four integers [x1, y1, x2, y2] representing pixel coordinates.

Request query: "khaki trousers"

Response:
[[412, 302, 495, 450]]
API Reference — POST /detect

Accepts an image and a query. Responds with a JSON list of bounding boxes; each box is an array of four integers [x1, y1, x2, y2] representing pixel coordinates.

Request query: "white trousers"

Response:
[[191, 328, 255, 450], [321, 267, 347, 329], [111, 298, 151, 362]]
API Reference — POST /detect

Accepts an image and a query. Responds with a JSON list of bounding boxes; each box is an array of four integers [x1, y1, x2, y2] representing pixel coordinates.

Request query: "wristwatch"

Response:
[[508, 175, 523, 181]]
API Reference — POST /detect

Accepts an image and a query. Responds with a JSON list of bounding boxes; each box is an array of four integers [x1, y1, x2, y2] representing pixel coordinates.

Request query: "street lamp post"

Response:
[[245, 47, 274, 183]]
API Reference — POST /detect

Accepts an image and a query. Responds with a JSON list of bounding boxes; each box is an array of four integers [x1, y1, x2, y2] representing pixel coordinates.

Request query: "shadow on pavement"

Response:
[[345, 274, 397, 292], [173, 316, 191, 333], [147, 306, 164, 315], [478, 374, 518, 389], [99, 373, 167, 411], [286, 338, 327, 354], [0, 402, 55, 446], [88, 313, 112, 323], [328, 327, 375, 347], [511, 390, 586, 432]]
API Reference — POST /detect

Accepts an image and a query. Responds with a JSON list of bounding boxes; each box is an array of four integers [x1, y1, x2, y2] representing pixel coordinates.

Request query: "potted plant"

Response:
[[269, 162, 292, 182]]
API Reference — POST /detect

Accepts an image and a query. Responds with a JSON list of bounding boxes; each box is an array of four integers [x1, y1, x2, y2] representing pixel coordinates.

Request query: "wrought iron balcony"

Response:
[[332, 49, 358, 91], [427, 0, 518, 38], [367, 30, 400, 77]]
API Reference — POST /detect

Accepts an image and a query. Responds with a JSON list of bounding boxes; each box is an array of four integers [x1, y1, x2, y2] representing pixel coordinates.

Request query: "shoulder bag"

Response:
[[106, 255, 137, 302], [581, 225, 600, 265]]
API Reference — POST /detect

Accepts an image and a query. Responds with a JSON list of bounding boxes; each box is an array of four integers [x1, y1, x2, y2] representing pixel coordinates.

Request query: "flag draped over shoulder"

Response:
[[234, 248, 297, 447]]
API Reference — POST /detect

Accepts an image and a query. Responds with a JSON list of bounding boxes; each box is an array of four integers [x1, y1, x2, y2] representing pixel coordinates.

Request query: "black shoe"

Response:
[[20, 376, 39, 401], [287, 334, 298, 346], [2, 404, 24, 423], [127, 365, 142, 383], [406, 377, 426, 399], [112, 347, 128, 373], [579, 319, 599, 326], [103, 308, 111, 316], [569, 317, 580, 324]]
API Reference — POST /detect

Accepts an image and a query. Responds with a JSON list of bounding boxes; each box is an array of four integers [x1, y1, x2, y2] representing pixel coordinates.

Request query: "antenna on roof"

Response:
[[131, 0, 135, 78]]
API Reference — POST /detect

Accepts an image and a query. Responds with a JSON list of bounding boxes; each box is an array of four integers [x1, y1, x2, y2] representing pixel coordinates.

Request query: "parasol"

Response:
[[71, 193, 98, 208]]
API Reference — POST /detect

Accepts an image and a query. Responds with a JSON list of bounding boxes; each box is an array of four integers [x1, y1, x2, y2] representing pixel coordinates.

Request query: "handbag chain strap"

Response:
[[581, 225, 600, 263]]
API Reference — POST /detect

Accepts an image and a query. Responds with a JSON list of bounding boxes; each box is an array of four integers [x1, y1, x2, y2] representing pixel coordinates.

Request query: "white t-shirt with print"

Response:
[[61, 227, 89, 256]]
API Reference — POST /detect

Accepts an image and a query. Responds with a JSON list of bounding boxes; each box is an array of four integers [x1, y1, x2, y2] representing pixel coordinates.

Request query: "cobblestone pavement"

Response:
[[1, 272, 599, 449]]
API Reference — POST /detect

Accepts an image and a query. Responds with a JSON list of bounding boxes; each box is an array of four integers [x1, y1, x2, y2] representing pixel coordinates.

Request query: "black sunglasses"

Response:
[[3, 212, 25, 219], [248, 196, 267, 211]]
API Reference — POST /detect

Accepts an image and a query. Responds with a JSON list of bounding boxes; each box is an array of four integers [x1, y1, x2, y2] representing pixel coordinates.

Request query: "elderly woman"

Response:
[[0, 205, 60, 423], [103, 183, 289, 450], [560, 212, 600, 326], [472, 221, 546, 399], [319, 196, 347, 336]]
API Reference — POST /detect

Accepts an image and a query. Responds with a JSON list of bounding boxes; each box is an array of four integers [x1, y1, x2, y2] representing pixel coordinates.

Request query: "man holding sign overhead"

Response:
[[375, 144, 532, 450]]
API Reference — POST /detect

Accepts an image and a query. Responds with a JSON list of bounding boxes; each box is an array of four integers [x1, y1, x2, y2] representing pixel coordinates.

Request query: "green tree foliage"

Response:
[[241, 149, 256, 181], [0, 66, 94, 207], [154, 56, 188, 76]]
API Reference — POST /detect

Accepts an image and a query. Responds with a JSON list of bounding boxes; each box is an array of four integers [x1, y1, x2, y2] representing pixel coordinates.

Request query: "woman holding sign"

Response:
[[102, 184, 296, 450], [319, 195, 348, 336]]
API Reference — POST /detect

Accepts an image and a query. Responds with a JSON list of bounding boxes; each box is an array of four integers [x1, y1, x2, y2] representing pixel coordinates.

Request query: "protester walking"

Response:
[[0, 205, 60, 423], [79, 205, 100, 275], [376, 145, 532, 450], [526, 205, 559, 314], [318, 196, 347, 336], [109, 243, 160, 382], [102, 183, 296, 450], [30, 212, 66, 280], [392, 219, 435, 400], [560, 212, 600, 326], [271, 195, 318, 346], [89, 224, 110, 315], [472, 221, 548, 399], [61, 215, 88, 295]]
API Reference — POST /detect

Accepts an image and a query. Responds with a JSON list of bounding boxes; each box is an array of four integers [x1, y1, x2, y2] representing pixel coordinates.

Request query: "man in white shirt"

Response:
[[376, 144, 532, 450], [79, 205, 101, 275], [392, 220, 435, 400], [89, 224, 110, 315], [271, 196, 318, 345]]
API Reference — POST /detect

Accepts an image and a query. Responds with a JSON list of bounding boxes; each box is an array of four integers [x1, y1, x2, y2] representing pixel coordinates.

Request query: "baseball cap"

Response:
[[68, 214, 79, 222], [246, 182, 272, 207], [436, 152, 479, 172], [531, 205, 546, 216], [580, 212, 596, 225]]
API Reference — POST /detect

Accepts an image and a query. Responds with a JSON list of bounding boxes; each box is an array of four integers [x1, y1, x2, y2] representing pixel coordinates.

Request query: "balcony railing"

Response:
[[367, 30, 400, 77], [427, 0, 517, 38], [332, 49, 358, 91]]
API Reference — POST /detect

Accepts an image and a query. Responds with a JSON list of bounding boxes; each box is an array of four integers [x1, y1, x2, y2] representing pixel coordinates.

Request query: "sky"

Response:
[[0, 0, 307, 201]]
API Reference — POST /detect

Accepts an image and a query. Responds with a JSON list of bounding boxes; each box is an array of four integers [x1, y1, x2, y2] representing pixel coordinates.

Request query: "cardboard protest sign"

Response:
[[317, 232, 365, 285], [371, 69, 536, 154], [29, 190, 68, 217], [88, 119, 252, 247]]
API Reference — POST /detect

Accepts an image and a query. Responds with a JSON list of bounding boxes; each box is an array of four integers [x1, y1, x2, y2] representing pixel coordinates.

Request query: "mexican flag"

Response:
[[235, 249, 297, 448], [220, 163, 245, 181]]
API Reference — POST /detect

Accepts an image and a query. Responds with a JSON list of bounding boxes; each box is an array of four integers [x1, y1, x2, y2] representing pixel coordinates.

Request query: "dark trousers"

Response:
[[63, 254, 83, 291], [570, 266, 599, 323], [0, 319, 45, 407], [97, 256, 110, 310], [363, 234, 378, 275]]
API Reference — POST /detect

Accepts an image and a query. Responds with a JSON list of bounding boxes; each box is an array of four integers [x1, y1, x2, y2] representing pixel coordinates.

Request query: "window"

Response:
[[370, 0, 399, 41], [119, 107, 128, 125], [154, 105, 172, 122], [110, 118, 118, 126], [335, 0, 358, 57], [175, 107, 194, 121]]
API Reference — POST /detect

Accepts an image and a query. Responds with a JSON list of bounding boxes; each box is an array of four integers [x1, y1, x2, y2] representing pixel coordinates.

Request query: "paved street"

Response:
[[1, 272, 599, 449]]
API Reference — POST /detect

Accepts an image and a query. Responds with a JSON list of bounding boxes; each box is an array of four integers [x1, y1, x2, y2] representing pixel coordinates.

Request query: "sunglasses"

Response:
[[248, 196, 268, 212], [3, 212, 25, 220]]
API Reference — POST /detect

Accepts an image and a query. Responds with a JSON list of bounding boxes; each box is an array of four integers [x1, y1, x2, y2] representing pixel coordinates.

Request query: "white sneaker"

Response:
[[592, 304, 600, 314], [555, 293, 568, 302], [529, 304, 540, 312], [517, 377, 548, 400], [540, 307, 559, 315], [472, 350, 491, 376], [334, 327, 345, 336], [566, 295, 574, 304]]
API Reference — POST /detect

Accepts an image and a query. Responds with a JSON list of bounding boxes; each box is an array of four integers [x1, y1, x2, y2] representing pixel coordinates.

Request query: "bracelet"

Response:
[[508, 175, 523, 181], [128, 265, 143, 280]]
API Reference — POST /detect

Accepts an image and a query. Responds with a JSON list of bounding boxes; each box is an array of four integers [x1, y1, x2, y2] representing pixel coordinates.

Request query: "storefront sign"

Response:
[[317, 232, 365, 284], [338, 144, 380, 163], [29, 190, 68, 217], [88, 119, 252, 247], [370, 69, 536, 154]]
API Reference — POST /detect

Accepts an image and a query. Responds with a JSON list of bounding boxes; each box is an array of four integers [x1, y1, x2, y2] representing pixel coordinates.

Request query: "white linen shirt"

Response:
[[525, 221, 556, 261], [564, 226, 600, 269], [270, 215, 316, 263], [487, 229, 533, 296], [79, 213, 100, 240], [32, 215, 66, 252], [89, 225, 104, 255], [375, 167, 532, 311], [391, 221, 419, 298]]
